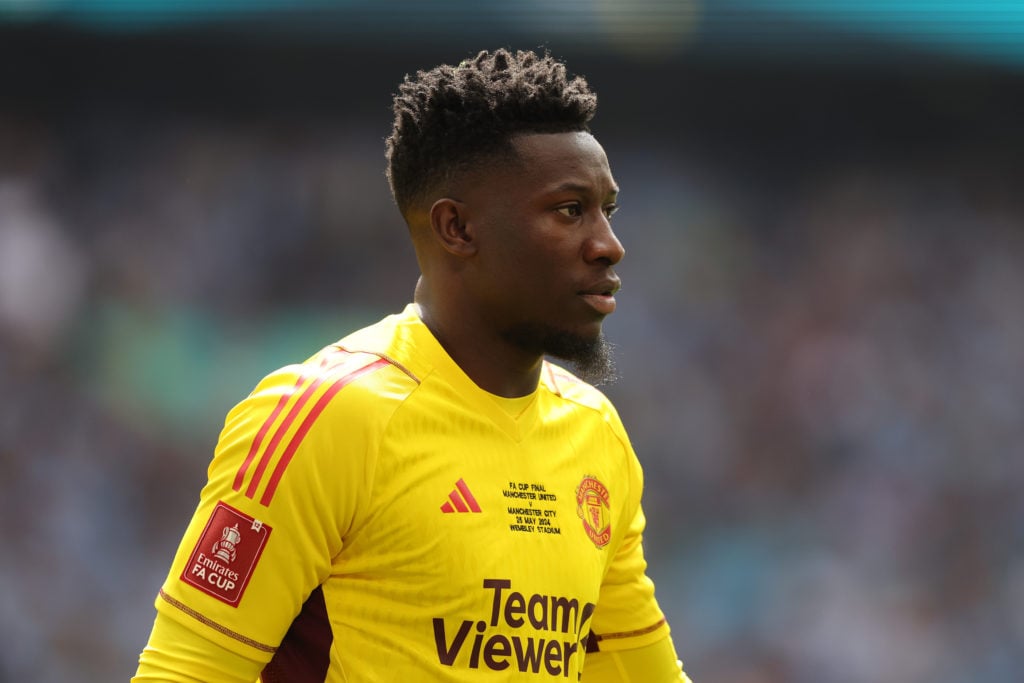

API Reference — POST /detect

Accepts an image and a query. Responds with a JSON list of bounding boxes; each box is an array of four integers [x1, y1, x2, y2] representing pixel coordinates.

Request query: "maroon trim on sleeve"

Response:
[[259, 586, 332, 683], [158, 588, 277, 653], [590, 618, 667, 649]]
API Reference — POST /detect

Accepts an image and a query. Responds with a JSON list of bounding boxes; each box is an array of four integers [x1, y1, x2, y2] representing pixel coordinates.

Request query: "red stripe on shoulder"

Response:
[[259, 358, 390, 506], [240, 356, 356, 499], [233, 369, 312, 493], [244, 375, 327, 499]]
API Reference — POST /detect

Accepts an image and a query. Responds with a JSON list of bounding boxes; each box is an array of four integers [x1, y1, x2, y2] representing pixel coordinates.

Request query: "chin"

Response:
[[502, 322, 618, 385]]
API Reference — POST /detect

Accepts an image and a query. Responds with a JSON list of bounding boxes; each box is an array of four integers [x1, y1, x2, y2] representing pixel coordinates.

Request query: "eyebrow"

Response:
[[550, 181, 620, 197]]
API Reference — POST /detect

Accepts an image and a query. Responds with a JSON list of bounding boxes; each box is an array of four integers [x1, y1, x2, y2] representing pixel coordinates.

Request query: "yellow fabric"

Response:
[[581, 635, 692, 682], [488, 388, 539, 417], [133, 610, 261, 683], [136, 304, 678, 681]]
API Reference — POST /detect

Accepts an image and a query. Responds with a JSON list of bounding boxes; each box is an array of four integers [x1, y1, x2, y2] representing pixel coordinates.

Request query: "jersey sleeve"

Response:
[[147, 352, 394, 671], [133, 610, 263, 683], [589, 416, 672, 653], [579, 634, 691, 682], [589, 498, 671, 651]]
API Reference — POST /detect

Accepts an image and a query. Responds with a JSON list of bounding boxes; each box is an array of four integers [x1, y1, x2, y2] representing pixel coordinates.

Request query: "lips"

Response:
[[578, 277, 621, 315], [579, 277, 621, 298]]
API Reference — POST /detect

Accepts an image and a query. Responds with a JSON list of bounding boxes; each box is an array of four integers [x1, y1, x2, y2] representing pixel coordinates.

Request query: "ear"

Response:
[[429, 197, 477, 257]]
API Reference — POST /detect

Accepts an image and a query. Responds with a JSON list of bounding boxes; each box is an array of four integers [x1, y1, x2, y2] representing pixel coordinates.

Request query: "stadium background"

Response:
[[2, 1, 1023, 681]]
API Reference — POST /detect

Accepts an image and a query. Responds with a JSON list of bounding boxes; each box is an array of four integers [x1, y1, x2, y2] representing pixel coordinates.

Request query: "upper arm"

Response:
[[581, 634, 692, 683], [133, 610, 262, 683], [148, 354, 397, 664], [586, 420, 686, 676], [589, 435, 669, 652]]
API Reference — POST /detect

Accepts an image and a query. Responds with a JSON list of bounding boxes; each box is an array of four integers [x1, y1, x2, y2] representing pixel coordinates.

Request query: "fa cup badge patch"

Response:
[[575, 476, 611, 548], [180, 501, 271, 606]]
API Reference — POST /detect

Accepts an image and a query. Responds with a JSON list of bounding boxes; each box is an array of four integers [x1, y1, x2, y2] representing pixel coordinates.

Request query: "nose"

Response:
[[584, 215, 625, 266]]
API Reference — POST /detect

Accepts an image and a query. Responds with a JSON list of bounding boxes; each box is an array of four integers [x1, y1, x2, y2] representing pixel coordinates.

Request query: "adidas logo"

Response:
[[441, 478, 482, 513]]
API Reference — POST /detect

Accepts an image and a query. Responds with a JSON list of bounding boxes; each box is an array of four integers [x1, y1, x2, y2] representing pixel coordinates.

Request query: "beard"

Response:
[[500, 323, 619, 386]]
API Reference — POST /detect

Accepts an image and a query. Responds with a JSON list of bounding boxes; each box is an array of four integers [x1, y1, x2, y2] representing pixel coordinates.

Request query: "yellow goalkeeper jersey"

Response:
[[151, 304, 675, 681]]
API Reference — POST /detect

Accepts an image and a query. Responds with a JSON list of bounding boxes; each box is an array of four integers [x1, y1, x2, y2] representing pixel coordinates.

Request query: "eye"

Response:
[[556, 203, 583, 218], [602, 204, 619, 220]]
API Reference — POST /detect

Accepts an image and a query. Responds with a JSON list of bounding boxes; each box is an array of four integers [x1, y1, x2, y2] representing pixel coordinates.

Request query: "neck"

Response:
[[416, 293, 543, 398]]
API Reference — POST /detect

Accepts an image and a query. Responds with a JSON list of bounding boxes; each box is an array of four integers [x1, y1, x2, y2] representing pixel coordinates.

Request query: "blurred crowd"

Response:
[[1, 56, 1023, 683]]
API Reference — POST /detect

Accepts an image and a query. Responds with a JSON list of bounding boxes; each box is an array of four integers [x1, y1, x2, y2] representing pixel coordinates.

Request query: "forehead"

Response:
[[501, 131, 617, 197]]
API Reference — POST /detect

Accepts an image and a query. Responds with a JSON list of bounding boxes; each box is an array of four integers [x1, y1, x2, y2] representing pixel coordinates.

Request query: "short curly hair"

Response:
[[385, 48, 598, 217]]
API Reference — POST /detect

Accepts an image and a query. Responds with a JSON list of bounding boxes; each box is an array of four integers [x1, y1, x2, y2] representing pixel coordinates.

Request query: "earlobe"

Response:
[[429, 198, 477, 257]]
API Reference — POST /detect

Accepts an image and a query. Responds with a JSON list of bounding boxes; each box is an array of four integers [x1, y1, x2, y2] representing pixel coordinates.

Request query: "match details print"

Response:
[[503, 481, 561, 535], [180, 501, 271, 606]]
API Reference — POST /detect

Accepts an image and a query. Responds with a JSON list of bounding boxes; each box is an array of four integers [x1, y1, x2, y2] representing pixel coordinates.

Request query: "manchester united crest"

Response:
[[575, 476, 611, 548]]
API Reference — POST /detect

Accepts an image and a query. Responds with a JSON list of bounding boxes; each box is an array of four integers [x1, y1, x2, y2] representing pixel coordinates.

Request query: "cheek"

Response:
[[526, 256, 574, 309], [480, 219, 574, 299], [485, 231, 537, 277]]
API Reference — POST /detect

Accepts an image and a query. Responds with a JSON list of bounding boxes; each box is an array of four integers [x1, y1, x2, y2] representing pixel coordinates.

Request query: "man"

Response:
[[134, 48, 691, 682]]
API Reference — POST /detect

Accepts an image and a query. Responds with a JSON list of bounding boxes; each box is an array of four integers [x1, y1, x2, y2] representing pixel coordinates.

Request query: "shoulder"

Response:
[[251, 307, 423, 410], [218, 347, 419, 505], [223, 343, 417, 439], [541, 362, 643, 514], [540, 361, 628, 437], [264, 345, 419, 416]]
